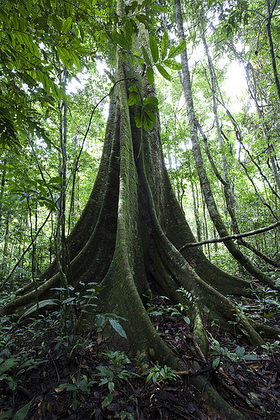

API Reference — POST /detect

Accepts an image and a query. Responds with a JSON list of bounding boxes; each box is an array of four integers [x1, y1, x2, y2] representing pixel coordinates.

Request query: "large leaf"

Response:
[[0, 409, 13, 419], [19, 299, 59, 321], [61, 17, 72, 33], [161, 31, 169, 60], [150, 4, 168, 13], [143, 96, 158, 106], [156, 64, 171, 81], [146, 67, 154, 86], [134, 106, 142, 128], [112, 31, 130, 50], [163, 59, 183, 70], [141, 45, 150, 65], [109, 319, 127, 338], [13, 400, 33, 420], [168, 40, 186, 58], [136, 14, 149, 25], [57, 46, 71, 68], [128, 90, 140, 106], [149, 35, 159, 63]]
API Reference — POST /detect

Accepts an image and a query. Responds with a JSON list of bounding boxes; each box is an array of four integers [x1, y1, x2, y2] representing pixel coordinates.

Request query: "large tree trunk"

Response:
[[1, 8, 279, 418]]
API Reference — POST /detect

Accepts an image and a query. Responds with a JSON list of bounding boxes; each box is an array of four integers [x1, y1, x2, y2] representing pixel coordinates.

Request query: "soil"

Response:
[[0, 287, 280, 419]]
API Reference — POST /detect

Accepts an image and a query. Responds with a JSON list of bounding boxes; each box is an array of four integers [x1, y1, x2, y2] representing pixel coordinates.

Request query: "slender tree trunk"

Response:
[[199, 20, 239, 234], [202, 195, 211, 260], [1, 211, 10, 275], [0, 159, 6, 225], [266, 0, 280, 101], [189, 160, 202, 242]]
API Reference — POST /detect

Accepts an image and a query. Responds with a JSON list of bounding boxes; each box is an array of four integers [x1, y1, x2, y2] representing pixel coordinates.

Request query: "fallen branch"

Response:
[[179, 220, 280, 252]]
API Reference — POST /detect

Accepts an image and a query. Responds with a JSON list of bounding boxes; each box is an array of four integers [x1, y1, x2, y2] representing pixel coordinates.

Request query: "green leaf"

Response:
[[109, 319, 127, 338], [161, 31, 169, 60], [168, 40, 186, 58], [102, 392, 113, 407], [19, 299, 59, 321], [141, 46, 150, 66], [143, 115, 150, 130], [0, 409, 13, 419], [144, 109, 155, 122], [156, 64, 171, 81], [49, 176, 63, 184], [136, 14, 149, 25], [61, 297, 75, 305], [146, 66, 154, 86], [212, 357, 220, 370], [243, 354, 259, 361], [143, 96, 158, 106], [125, 19, 132, 41], [26, 0, 32, 14], [0, 357, 18, 375], [134, 106, 142, 128], [69, 51, 81, 71], [128, 85, 138, 92], [95, 314, 105, 328], [13, 400, 33, 420], [112, 31, 130, 50], [235, 346, 245, 358], [61, 17, 72, 33], [149, 35, 159, 63], [57, 46, 70, 68], [108, 381, 115, 393], [163, 59, 183, 70], [128, 91, 140, 106], [150, 4, 168, 13]]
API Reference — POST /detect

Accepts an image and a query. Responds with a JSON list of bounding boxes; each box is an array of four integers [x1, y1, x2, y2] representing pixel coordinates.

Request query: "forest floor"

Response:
[[0, 281, 280, 419]]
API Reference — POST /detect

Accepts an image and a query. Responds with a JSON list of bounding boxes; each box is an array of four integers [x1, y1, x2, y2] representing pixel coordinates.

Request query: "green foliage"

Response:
[[149, 34, 159, 63], [95, 313, 128, 339], [209, 336, 259, 370], [261, 339, 280, 355], [0, 313, 47, 418], [0, 399, 33, 420], [0, 0, 87, 147], [59, 375, 96, 411], [18, 299, 59, 321], [146, 362, 179, 385], [93, 350, 139, 407]]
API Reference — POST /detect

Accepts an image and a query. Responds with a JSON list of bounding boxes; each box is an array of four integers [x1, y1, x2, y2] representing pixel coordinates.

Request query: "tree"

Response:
[[1, 0, 279, 418]]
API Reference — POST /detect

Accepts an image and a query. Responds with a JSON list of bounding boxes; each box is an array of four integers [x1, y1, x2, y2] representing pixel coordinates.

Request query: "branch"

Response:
[[179, 220, 280, 251], [69, 77, 137, 191]]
